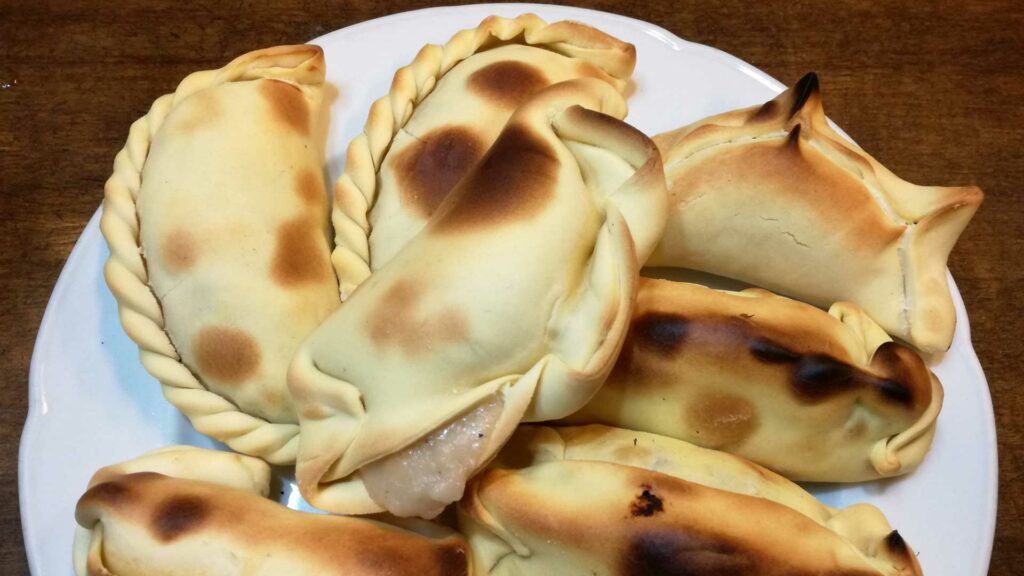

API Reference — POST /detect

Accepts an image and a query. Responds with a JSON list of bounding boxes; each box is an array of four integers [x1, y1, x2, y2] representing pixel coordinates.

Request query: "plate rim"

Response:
[[19, 3, 998, 574]]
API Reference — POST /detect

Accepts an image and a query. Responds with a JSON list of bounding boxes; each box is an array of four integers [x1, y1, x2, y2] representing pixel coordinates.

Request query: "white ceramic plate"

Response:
[[20, 4, 997, 574]]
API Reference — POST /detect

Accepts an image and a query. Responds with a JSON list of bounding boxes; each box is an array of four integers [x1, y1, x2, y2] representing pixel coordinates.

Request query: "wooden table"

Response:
[[2, 1, 1020, 573]]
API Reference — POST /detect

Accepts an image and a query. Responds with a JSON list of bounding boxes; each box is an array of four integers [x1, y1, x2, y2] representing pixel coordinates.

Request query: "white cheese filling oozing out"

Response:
[[360, 394, 504, 518]]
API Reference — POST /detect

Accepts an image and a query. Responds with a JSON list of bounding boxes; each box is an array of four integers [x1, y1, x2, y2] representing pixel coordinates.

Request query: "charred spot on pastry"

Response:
[[871, 341, 930, 407], [750, 99, 778, 122], [686, 393, 758, 449], [877, 379, 913, 407], [369, 279, 419, 349], [631, 485, 664, 517], [789, 72, 819, 118], [295, 168, 324, 207], [623, 530, 750, 576], [632, 313, 688, 355], [369, 279, 469, 354], [791, 355, 860, 400], [432, 124, 558, 233], [749, 338, 800, 364], [468, 60, 549, 109], [193, 325, 261, 384], [435, 545, 469, 576], [394, 126, 486, 218], [787, 123, 802, 148], [790, 350, 920, 406], [150, 495, 208, 542], [260, 79, 309, 135], [885, 530, 908, 553], [161, 229, 199, 272], [271, 216, 330, 286], [80, 479, 134, 507]]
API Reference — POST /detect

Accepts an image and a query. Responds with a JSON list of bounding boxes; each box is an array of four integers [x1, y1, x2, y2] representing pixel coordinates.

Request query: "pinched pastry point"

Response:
[[650, 72, 983, 353]]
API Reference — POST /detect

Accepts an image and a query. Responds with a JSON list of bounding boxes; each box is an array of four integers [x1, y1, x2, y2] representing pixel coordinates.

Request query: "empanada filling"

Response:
[[361, 394, 504, 518]]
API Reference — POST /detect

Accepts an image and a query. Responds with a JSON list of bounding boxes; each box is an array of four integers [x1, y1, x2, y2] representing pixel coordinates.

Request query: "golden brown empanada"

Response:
[[332, 13, 636, 296], [73, 446, 471, 576], [101, 45, 339, 463], [458, 425, 923, 575], [565, 277, 943, 481], [289, 79, 667, 519], [648, 72, 982, 353]]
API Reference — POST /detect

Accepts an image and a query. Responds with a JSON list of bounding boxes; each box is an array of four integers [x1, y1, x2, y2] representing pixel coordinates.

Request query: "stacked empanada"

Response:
[[290, 77, 666, 519]]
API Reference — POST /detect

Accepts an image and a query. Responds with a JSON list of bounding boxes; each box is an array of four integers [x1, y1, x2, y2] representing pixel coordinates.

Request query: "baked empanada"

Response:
[[565, 277, 943, 481], [73, 446, 471, 576], [648, 72, 983, 353], [333, 13, 636, 296], [459, 425, 923, 576], [290, 79, 667, 519], [101, 45, 339, 463]]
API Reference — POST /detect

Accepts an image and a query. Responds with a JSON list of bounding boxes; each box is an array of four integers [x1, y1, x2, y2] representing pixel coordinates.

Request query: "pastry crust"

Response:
[[73, 446, 471, 576], [332, 13, 636, 297], [649, 72, 983, 352], [565, 277, 943, 481], [458, 425, 923, 576], [290, 79, 667, 518], [100, 45, 338, 464]]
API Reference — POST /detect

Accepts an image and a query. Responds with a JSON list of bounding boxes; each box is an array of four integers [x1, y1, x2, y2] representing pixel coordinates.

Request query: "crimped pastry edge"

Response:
[[331, 13, 636, 297], [99, 44, 326, 465]]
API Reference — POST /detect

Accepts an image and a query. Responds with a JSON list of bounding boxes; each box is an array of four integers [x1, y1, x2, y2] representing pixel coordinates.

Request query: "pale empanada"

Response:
[[73, 446, 471, 576], [565, 277, 943, 481], [458, 425, 923, 575], [648, 72, 983, 353], [101, 45, 340, 464], [332, 13, 636, 296], [289, 79, 667, 519]]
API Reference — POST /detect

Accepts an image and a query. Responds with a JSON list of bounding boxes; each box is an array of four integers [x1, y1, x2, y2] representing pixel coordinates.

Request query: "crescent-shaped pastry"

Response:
[[290, 79, 667, 519], [648, 72, 983, 353], [101, 45, 340, 464], [565, 277, 943, 481], [73, 446, 471, 576], [332, 13, 636, 296], [458, 425, 923, 576]]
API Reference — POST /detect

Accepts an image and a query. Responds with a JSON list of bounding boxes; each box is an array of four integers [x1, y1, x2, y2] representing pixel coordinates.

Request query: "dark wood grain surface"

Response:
[[2, 1, 1020, 573]]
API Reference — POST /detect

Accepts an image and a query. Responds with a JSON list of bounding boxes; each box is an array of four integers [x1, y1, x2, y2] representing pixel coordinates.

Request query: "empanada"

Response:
[[332, 13, 636, 296], [648, 72, 983, 352], [73, 446, 471, 576], [290, 79, 667, 519], [101, 45, 339, 463], [565, 277, 943, 481], [458, 425, 923, 575]]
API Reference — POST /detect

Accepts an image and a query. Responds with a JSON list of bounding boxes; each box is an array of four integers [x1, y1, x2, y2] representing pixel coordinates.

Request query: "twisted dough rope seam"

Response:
[[99, 45, 325, 465], [331, 13, 634, 298]]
